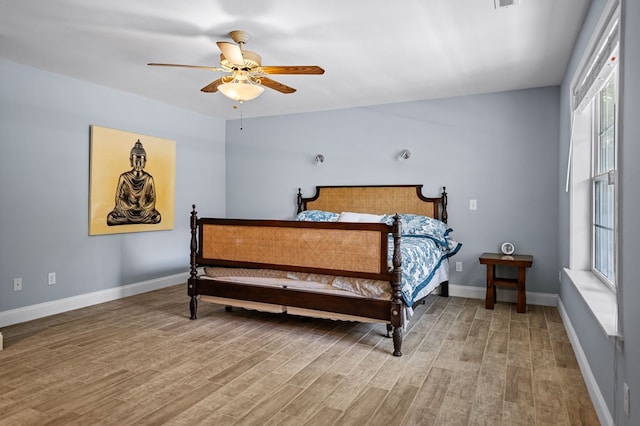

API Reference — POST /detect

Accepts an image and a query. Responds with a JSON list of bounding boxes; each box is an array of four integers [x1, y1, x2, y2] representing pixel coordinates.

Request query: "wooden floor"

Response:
[[0, 285, 599, 425]]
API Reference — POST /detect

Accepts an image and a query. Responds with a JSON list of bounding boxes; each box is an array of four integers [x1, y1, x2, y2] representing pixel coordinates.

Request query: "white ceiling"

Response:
[[0, 0, 591, 120]]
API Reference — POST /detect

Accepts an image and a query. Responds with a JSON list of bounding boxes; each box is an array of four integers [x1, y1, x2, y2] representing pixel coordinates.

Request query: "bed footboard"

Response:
[[188, 205, 406, 355]]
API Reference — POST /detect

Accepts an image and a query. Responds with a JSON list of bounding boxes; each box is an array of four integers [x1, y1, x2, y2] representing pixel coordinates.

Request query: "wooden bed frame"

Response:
[[188, 184, 449, 356]]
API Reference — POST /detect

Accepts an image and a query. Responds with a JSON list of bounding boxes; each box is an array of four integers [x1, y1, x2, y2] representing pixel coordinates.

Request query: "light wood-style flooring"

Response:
[[0, 285, 599, 425]]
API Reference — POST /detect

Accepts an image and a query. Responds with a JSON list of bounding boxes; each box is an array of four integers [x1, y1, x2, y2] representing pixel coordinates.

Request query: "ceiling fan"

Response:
[[148, 30, 324, 102]]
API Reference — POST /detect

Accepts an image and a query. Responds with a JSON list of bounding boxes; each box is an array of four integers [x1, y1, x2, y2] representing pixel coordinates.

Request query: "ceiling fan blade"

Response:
[[200, 78, 225, 93], [260, 65, 325, 75], [148, 63, 224, 71], [217, 41, 244, 66], [259, 77, 296, 94]]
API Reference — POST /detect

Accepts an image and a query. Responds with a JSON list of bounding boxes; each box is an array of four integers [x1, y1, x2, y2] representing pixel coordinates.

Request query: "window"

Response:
[[567, 0, 619, 288], [564, 0, 620, 336], [592, 72, 617, 288]]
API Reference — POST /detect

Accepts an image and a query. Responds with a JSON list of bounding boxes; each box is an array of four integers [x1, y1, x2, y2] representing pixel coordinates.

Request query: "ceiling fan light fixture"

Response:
[[218, 82, 264, 102], [218, 73, 265, 102], [149, 30, 323, 101]]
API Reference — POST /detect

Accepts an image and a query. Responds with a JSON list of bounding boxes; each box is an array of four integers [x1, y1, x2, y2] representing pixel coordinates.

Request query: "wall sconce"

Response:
[[314, 154, 325, 165], [398, 149, 411, 160]]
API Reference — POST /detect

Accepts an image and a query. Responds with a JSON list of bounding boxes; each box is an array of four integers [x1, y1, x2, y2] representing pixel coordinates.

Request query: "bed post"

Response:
[[440, 187, 450, 298], [188, 204, 198, 320], [391, 214, 403, 357], [441, 186, 448, 224], [296, 188, 304, 214]]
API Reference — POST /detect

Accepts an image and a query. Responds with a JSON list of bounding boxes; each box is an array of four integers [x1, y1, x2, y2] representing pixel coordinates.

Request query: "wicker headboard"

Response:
[[296, 185, 448, 223]]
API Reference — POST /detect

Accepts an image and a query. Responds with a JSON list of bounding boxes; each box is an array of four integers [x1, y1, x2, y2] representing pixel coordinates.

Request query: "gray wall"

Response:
[[225, 87, 560, 294], [0, 59, 226, 312], [558, 0, 640, 424]]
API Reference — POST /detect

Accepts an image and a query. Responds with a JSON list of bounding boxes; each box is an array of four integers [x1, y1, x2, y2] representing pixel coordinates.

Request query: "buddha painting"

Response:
[[107, 139, 162, 226]]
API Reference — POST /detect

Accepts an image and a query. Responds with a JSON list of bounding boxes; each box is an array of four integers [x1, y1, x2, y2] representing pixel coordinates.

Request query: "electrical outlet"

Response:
[[48, 272, 56, 285], [14, 278, 23, 291], [455, 261, 462, 272], [469, 199, 477, 210], [558, 270, 562, 283], [624, 382, 630, 417]]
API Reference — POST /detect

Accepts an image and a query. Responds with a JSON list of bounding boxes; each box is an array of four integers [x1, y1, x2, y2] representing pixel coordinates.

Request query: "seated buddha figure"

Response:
[[107, 140, 162, 226]]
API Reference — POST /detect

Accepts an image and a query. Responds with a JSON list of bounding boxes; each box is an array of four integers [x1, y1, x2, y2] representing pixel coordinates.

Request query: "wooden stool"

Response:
[[479, 253, 533, 313]]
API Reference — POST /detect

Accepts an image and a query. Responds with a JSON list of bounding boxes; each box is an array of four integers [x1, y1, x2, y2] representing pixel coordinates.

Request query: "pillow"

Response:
[[383, 213, 451, 247], [338, 212, 385, 223], [295, 210, 340, 222]]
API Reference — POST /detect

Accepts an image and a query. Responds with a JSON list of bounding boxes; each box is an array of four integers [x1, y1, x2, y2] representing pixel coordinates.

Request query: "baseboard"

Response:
[[557, 298, 613, 426], [0, 273, 187, 328], [448, 283, 558, 306]]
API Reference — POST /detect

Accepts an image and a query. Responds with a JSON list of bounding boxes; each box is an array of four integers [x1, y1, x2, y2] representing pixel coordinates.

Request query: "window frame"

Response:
[[564, 0, 621, 339]]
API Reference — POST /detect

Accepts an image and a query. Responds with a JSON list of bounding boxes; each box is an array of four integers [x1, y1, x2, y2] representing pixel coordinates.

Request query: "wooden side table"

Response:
[[479, 252, 533, 313]]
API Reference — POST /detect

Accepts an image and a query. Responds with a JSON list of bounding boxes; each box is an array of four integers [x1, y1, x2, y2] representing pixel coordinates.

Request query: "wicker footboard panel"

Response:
[[197, 219, 393, 279]]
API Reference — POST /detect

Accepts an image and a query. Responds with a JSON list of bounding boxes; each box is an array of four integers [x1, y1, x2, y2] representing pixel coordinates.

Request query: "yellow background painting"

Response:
[[89, 125, 175, 235]]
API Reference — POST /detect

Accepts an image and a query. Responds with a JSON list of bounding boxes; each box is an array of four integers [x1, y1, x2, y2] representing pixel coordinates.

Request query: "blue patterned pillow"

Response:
[[401, 214, 451, 246], [296, 210, 340, 222], [382, 213, 451, 247]]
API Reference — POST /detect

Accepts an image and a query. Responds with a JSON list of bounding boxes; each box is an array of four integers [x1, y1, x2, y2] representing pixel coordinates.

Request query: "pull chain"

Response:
[[233, 103, 244, 130]]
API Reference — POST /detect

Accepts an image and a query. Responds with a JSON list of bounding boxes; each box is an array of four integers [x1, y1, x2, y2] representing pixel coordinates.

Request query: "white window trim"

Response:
[[565, 0, 620, 338]]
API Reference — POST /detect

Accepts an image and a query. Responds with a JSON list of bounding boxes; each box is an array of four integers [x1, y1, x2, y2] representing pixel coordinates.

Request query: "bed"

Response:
[[188, 184, 460, 356]]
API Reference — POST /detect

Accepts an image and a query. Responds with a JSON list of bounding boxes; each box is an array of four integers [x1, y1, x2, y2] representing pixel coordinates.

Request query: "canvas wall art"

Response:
[[89, 125, 175, 235]]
